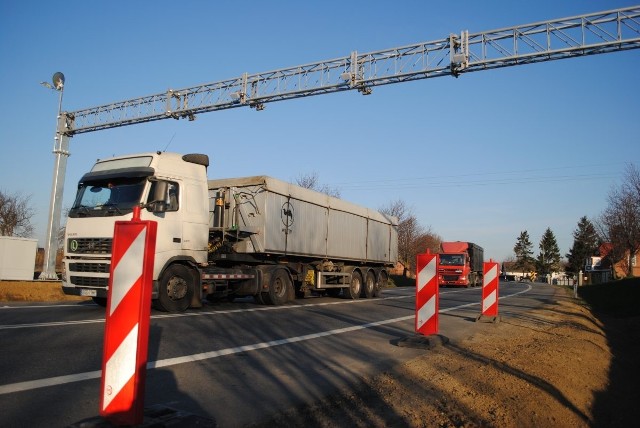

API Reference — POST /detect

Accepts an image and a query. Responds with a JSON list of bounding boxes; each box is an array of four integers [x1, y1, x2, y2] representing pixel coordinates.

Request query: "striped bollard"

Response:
[[415, 251, 439, 335], [477, 260, 500, 322], [100, 206, 157, 425]]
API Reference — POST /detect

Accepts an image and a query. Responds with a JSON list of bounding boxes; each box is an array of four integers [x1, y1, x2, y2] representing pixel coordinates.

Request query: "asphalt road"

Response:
[[0, 281, 549, 427]]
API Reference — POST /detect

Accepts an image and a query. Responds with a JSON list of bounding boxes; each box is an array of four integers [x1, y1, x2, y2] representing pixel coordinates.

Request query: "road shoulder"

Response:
[[251, 284, 628, 427]]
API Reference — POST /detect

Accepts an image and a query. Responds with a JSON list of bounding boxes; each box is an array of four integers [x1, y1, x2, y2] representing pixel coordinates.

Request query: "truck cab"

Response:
[[438, 252, 472, 287], [62, 152, 210, 311], [437, 241, 483, 287]]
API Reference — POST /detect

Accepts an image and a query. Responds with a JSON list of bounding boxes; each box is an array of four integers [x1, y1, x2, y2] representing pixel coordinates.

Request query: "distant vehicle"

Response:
[[438, 241, 484, 287]]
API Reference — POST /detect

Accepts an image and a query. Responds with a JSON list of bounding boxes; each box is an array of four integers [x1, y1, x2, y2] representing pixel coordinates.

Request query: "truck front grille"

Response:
[[68, 238, 112, 254], [69, 263, 110, 273], [70, 276, 109, 288]]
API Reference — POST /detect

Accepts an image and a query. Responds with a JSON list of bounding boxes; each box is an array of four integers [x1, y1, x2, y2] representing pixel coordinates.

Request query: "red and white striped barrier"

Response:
[[415, 252, 439, 335], [100, 206, 157, 425], [480, 260, 499, 319]]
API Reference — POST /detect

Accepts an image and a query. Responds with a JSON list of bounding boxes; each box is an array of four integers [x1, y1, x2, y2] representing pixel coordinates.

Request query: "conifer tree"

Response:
[[566, 216, 599, 275], [536, 227, 561, 276], [513, 231, 534, 276]]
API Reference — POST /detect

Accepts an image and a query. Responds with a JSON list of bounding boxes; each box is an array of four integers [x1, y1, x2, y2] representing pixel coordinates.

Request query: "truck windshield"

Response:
[[69, 178, 147, 217], [439, 254, 465, 266]]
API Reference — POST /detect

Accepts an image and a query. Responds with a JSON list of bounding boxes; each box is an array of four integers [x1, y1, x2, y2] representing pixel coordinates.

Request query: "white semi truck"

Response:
[[62, 152, 398, 312]]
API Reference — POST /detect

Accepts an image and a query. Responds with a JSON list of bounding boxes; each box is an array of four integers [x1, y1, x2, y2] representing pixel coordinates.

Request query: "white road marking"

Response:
[[0, 286, 512, 330], [0, 293, 411, 330], [0, 284, 532, 395]]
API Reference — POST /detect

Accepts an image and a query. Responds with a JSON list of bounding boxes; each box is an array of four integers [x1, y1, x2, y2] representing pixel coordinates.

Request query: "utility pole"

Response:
[[39, 72, 71, 280]]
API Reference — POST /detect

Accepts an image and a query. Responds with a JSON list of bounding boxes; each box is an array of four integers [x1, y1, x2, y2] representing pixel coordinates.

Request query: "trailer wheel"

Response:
[[343, 271, 362, 300], [362, 271, 376, 298], [157, 264, 194, 312], [375, 270, 387, 297], [266, 269, 293, 305]]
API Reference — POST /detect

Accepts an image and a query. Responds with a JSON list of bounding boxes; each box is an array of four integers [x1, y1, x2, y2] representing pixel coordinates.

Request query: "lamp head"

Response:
[[52, 72, 65, 90]]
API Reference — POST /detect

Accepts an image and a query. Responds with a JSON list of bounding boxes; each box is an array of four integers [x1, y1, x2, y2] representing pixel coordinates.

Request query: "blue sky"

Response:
[[1, 0, 638, 262]]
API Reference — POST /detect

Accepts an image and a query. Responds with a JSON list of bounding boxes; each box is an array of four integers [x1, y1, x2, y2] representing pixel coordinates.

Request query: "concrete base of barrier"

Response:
[[68, 404, 216, 427], [476, 314, 502, 323], [395, 334, 449, 350]]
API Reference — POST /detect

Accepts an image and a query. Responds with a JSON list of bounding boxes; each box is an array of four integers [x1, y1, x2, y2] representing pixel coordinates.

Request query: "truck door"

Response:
[[146, 180, 183, 262]]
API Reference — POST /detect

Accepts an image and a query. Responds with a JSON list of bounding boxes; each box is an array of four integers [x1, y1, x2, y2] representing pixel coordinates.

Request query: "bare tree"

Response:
[[414, 228, 442, 257], [379, 199, 440, 276], [295, 172, 341, 198], [598, 163, 640, 277], [0, 190, 35, 238]]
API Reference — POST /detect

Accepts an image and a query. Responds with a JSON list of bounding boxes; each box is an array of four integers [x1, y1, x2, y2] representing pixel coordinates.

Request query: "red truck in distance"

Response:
[[438, 241, 484, 287]]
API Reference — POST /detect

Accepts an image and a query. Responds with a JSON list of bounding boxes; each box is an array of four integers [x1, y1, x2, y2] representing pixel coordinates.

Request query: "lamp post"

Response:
[[39, 72, 71, 280]]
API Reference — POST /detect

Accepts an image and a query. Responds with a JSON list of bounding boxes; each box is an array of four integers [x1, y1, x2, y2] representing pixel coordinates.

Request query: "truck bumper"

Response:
[[62, 283, 107, 298], [439, 281, 469, 287], [62, 281, 159, 299]]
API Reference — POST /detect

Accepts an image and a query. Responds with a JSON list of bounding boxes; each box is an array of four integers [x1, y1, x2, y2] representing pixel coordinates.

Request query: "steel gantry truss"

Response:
[[61, 6, 640, 135], [40, 6, 640, 278]]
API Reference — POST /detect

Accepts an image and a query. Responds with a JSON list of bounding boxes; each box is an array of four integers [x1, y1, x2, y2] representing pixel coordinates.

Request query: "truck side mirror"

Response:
[[148, 201, 167, 213], [146, 180, 168, 213]]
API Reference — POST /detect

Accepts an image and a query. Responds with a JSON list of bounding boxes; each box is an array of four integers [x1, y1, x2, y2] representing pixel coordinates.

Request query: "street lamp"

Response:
[[39, 72, 70, 280]]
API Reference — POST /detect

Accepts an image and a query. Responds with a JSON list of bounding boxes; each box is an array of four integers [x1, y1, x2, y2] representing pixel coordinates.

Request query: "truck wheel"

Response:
[[362, 271, 376, 298], [343, 271, 362, 300], [374, 271, 387, 297], [267, 269, 293, 305], [157, 264, 194, 312]]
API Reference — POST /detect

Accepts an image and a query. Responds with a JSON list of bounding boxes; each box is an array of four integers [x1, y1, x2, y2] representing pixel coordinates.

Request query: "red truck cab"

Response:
[[438, 241, 484, 287]]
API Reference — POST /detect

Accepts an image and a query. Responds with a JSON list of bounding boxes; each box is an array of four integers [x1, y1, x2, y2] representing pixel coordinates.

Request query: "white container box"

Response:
[[0, 236, 38, 280]]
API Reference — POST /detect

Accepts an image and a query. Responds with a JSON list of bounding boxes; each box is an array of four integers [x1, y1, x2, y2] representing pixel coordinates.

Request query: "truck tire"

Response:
[[156, 264, 194, 312], [362, 271, 376, 298], [343, 271, 362, 300], [266, 269, 293, 306], [374, 270, 387, 297]]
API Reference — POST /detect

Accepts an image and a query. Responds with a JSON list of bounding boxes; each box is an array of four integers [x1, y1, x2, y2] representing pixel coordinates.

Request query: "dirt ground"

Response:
[[0, 280, 87, 302], [252, 285, 640, 428]]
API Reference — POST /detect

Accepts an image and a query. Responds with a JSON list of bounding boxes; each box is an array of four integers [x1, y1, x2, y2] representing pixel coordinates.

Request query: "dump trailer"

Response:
[[62, 152, 398, 312], [438, 241, 484, 287]]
